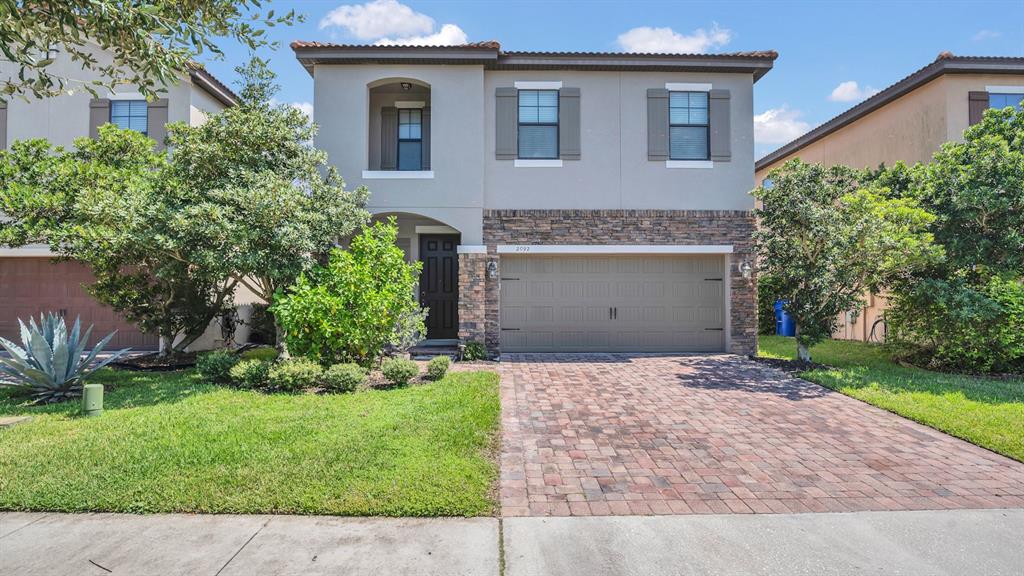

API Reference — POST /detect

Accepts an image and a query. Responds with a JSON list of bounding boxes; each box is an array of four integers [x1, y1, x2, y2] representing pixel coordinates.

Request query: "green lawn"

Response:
[[759, 335, 1024, 462], [0, 368, 500, 516]]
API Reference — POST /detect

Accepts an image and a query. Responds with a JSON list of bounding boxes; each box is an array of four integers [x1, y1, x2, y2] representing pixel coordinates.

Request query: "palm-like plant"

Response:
[[0, 313, 130, 403]]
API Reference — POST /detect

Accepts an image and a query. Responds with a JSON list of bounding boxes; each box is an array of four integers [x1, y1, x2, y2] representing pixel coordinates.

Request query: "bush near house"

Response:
[[267, 358, 323, 392], [381, 358, 420, 387], [196, 350, 239, 384], [462, 341, 487, 361], [322, 363, 367, 393], [228, 359, 271, 390], [426, 356, 451, 381]]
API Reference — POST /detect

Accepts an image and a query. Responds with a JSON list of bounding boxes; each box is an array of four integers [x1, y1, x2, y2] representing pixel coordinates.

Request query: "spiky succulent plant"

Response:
[[0, 313, 129, 403]]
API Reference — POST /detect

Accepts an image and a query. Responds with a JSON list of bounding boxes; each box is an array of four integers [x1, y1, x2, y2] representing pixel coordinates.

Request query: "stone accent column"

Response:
[[484, 253, 500, 354], [457, 252, 487, 344]]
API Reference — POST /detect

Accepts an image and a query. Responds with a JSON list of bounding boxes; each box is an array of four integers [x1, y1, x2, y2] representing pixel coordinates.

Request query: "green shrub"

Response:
[[381, 358, 419, 386], [239, 347, 278, 362], [197, 350, 239, 384], [229, 359, 271, 389], [757, 273, 784, 335], [462, 341, 487, 361], [272, 220, 425, 367], [268, 358, 324, 392], [425, 356, 451, 381], [322, 363, 366, 392]]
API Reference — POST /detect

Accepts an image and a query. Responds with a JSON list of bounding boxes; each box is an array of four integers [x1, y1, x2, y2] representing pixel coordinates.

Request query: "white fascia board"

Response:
[[361, 170, 434, 179], [109, 92, 146, 100], [986, 85, 1024, 93], [496, 245, 734, 254], [514, 81, 563, 90], [665, 82, 712, 92]]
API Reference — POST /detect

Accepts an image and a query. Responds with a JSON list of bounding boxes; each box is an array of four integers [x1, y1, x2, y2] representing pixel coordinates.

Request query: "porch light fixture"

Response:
[[486, 261, 498, 279], [739, 260, 753, 280], [401, 82, 412, 91]]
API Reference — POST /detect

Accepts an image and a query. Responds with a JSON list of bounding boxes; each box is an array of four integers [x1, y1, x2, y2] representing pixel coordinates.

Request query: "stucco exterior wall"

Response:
[[943, 73, 1024, 142], [483, 71, 756, 211]]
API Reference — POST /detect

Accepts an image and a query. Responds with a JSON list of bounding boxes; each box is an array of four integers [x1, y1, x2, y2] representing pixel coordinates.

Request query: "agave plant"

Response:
[[0, 313, 130, 403]]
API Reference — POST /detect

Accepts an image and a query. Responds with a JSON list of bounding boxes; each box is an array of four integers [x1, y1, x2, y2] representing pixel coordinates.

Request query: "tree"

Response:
[[754, 160, 940, 361], [0, 126, 232, 354], [271, 220, 427, 367], [161, 58, 370, 354], [0, 1, 298, 101]]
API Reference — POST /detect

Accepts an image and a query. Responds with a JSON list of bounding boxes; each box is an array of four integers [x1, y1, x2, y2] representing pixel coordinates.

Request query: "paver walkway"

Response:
[[498, 354, 1024, 517]]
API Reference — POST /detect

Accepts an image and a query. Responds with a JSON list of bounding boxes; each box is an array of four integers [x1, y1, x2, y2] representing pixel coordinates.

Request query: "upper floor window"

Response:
[[990, 92, 1024, 109], [397, 108, 422, 170], [110, 100, 148, 135], [518, 89, 558, 159], [669, 91, 709, 160]]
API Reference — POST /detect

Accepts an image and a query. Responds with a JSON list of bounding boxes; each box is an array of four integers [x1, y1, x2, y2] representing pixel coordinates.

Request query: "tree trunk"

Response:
[[797, 342, 811, 363], [158, 335, 171, 357], [274, 322, 290, 359]]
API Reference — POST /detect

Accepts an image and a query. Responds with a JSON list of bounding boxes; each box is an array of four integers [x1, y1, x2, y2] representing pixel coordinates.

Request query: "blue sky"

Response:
[[199, 0, 1024, 159]]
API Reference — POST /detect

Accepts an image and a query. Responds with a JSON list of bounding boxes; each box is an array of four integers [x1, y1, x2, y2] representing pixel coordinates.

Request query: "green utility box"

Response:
[[82, 384, 104, 417]]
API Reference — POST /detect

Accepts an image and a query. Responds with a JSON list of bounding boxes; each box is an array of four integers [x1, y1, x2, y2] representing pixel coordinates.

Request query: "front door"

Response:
[[419, 235, 459, 339]]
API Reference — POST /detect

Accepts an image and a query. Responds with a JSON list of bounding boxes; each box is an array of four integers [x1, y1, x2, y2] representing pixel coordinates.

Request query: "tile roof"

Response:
[[185, 61, 240, 107], [756, 53, 1024, 171]]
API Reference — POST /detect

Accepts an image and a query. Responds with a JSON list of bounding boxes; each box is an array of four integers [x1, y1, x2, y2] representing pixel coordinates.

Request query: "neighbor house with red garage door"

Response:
[[0, 43, 240, 350], [294, 41, 776, 355]]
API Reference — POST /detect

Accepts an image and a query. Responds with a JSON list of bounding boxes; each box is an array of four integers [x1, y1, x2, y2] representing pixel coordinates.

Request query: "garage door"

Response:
[[500, 254, 726, 352], [0, 258, 158, 349]]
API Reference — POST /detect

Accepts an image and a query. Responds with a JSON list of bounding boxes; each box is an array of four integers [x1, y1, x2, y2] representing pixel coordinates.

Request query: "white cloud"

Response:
[[829, 80, 880, 102], [754, 107, 811, 145], [375, 23, 468, 46], [616, 24, 732, 53], [973, 29, 1001, 41], [291, 101, 314, 118], [319, 0, 434, 39]]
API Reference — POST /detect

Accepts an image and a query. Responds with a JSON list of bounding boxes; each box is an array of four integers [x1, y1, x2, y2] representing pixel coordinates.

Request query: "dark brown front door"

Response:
[[419, 235, 459, 339]]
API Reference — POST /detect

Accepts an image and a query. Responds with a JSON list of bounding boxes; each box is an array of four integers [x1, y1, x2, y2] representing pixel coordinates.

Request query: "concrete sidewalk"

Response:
[[2, 509, 1023, 575]]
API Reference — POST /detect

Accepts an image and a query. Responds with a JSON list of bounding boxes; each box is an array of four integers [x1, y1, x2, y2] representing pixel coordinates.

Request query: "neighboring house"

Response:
[[0, 45, 239, 349], [293, 41, 776, 355], [755, 53, 1024, 342]]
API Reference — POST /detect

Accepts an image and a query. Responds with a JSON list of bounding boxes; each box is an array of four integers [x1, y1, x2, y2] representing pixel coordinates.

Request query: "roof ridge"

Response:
[[289, 40, 777, 59]]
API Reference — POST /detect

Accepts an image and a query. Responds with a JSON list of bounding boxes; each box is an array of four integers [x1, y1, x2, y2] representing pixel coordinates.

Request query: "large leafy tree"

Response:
[[754, 160, 940, 361], [0, 0, 298, 101]]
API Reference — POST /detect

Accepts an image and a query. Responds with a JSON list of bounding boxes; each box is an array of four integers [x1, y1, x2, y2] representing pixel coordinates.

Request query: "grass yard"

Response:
[[760, 335, 1024, 462], [0, 368, 500, 516]]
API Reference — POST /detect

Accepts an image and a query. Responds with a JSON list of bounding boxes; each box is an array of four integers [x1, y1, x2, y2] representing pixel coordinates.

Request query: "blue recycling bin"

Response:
[[774, 300, 796, 336]]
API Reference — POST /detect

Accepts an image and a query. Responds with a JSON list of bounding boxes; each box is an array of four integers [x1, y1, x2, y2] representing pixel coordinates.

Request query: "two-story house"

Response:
[[0, 45, 239, 349], [293, 41, 776, 355], [755, 53, 1024, 342]]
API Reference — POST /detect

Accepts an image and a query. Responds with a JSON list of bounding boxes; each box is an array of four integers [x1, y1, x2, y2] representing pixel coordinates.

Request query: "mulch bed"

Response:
[[111, 352, 199, 371]]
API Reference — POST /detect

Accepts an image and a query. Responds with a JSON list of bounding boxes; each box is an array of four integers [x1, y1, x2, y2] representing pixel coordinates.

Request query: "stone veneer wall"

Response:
[[468, 209, 758, 356]]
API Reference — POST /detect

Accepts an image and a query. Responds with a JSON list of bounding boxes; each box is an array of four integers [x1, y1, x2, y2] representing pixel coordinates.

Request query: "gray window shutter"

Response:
[[0, 101, 6, 150], [495, 87, 518, 160], [380, 106, 398, 170], [147, 98, 169, 149], [421, 107, 431, 170], [559, 87, 581, 160], [968, 91, 989, 125], [647, 88, 669, 161], [89, 98, 111, 139], [709, 89, 731, 162]]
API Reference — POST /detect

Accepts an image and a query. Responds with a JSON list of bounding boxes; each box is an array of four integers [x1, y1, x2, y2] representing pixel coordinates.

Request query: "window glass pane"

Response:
[[688, 107, 708, 124], [408, 124, 421, 139], [688, 92, 708, 108], [398, 141, 421, 170], [398, 124, 410, 139], [519, 90, 538, 106], [518, 106, 539, 123], [518, 125, 558, 158], [990, 93, 1024, 109], [669, 91, 708, 127], [669, 92, 688, 108], [670, 126, 708, 160], [670, 107, 689, 124], [129, 116, 148, 132], [110, 100, 148, 135], [111, 101, 130, 117], [536, 90, 558, 106], [537, 106, 558, 123]]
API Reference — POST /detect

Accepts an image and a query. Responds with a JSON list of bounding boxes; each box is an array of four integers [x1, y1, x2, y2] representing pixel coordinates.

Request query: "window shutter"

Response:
[[968, 91, 989, 125], [146, 98, 169, 149], [380, 106, 398, 170], [709, 89, 731, 162], [495, 87, 518, 160], [421, 107, 431, 170], [0, 101, 6, 150], [559, 87, 581, 160], [89, 98, 111, 139], [647, 88, 669, 160]]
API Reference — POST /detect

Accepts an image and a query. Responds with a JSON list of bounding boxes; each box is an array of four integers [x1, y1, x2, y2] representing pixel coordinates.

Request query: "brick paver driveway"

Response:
[[498, 354, 1024, 517]]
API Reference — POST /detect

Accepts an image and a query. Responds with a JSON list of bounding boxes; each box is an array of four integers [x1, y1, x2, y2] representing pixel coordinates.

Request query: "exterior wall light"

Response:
[[739, 260, 753, 280], [400, 82, 412, 91], [486, 261, 498, 279]]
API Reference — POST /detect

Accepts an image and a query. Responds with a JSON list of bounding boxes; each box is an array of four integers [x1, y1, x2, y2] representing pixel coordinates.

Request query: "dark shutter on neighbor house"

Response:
[[495, 87, 518, 159], [709, 89, 731, 162], [0, 101, 6, 150], [146, 98, 169, 149], [647, 88, 669, 160], [380, 106, 398, 170], [88, 98, 111, 139], [559, 87, 581, 160], [968, 91, 989, 125], [421, 107, 431, 170]]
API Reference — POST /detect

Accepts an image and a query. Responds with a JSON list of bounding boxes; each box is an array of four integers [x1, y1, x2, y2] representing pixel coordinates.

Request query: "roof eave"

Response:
[[493, 54, 775, 80], [189, 68, 239, 107]]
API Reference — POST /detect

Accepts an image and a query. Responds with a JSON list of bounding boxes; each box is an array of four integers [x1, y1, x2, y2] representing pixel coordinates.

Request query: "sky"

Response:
[[198, 0, 1024, 159]]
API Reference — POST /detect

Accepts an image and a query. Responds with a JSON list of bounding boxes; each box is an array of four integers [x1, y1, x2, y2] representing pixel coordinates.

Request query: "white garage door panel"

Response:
[[500, 254, 726, 352]]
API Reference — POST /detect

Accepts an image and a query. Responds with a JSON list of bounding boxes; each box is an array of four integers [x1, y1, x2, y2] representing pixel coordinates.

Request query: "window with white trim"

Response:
[[110, 100, 148, 135], [518, 89, 558, 159], [669, 91, 709, 160], [397, 109, 422, 170], [990, 93, 1024, 109]]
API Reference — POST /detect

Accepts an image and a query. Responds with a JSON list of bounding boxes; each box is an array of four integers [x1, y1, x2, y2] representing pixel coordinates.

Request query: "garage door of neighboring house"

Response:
[[500, 254, 726, 352], [0, 258, 158, 349]]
